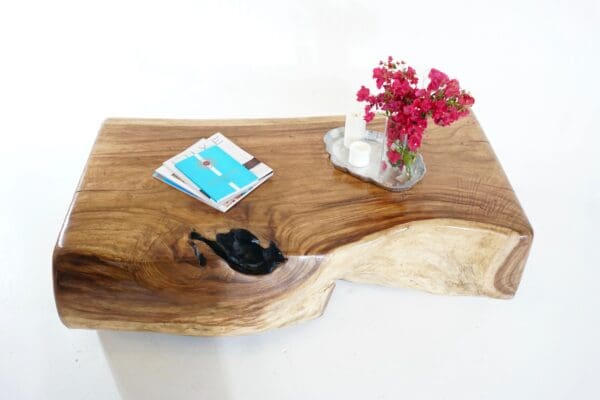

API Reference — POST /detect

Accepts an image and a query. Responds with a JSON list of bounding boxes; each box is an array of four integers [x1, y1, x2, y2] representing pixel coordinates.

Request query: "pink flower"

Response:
[[373, 67, 386, 88], [387, 149, 401, 165], [408, 134, 422, 151], [364, 104, 375, 122], [460, 93, 475, 106], [356, 86, 370, 101], [445, 79, 460, 97], [405, 66, 418, 84], [427, 68, 449, 91], [403, 105, 415, 115]]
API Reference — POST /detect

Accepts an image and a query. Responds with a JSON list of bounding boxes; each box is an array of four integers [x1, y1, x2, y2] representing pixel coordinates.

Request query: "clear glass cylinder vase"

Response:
[[378, 118, 427, 190]]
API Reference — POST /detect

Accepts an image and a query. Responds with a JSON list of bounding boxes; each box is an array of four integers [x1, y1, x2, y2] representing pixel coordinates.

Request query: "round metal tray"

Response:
[[323, 127, 426, 191]]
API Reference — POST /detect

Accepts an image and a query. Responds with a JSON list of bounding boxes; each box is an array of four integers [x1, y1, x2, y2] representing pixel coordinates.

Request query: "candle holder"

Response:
[[323, 127, 426, 191]]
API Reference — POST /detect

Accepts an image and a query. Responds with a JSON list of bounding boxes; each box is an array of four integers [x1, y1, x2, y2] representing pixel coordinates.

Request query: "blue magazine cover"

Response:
[[156, 132, 273, 212], [174, 145, 258, 202]]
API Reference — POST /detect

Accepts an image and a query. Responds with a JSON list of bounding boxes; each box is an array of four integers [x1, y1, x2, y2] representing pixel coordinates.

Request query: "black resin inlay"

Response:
[[188, 229, 286, 275]]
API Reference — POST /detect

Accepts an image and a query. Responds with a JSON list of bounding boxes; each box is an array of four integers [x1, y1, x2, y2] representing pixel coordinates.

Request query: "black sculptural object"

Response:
[[188, 229, 286, 275]]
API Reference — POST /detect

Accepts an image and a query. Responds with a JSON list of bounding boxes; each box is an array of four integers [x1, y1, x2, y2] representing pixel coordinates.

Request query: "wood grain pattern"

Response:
[[53, 115, 533, 336]]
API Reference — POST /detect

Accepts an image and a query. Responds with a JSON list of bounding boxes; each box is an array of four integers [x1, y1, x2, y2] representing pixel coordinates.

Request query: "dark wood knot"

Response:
[[188, 229, 287, 275]]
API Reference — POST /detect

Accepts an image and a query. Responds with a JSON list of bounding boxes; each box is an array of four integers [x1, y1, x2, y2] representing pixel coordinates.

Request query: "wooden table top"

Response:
[[53, 115, 532, 336]]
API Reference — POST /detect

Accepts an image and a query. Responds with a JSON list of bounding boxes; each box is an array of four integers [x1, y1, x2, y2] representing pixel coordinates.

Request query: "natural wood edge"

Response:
[[102, 115, 348, 128], [55, 283, 336, 337], [322, 218, 528, 299], [494, 234, 533, 297], [54, 218, 532, 336], [54, 255, 334, 337]]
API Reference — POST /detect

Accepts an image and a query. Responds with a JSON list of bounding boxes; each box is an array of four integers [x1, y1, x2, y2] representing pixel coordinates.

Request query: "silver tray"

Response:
[[323, 127, 426, 191]]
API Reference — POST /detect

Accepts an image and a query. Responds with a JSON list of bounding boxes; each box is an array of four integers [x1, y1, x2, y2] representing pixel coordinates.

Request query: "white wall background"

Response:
[[1, 1, 598, 399]]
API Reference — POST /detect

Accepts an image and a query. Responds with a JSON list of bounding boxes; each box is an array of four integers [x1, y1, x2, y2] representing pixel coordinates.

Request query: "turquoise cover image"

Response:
[[175, 145, 258, 202]]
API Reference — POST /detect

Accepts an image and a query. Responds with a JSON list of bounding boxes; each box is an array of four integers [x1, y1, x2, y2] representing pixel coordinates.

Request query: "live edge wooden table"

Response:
[[53, 115, 533, 336]]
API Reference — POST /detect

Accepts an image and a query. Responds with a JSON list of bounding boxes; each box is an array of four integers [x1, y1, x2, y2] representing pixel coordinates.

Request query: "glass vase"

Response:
[[378, 118, 427, 190]]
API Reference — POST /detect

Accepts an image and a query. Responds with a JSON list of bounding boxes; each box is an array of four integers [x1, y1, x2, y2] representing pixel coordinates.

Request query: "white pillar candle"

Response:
[[348, 140, 370, 168], [343, 112, 366, 147]]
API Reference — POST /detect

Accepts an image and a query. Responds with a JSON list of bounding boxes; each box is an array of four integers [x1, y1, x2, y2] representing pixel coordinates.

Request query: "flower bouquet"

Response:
[[356, 56, 475, 188]]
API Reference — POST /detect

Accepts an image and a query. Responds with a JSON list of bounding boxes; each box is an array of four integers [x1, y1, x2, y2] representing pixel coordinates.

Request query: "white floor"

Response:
[[1, 1, 599, 399]]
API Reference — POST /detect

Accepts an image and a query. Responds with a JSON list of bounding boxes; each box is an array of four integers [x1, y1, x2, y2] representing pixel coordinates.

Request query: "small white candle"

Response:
[[343, 112, 366, 147], [348, 140, 370, 168]]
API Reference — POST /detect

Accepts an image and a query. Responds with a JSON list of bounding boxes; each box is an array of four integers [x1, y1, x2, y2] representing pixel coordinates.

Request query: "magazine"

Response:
[[154, 133, 273, 212]]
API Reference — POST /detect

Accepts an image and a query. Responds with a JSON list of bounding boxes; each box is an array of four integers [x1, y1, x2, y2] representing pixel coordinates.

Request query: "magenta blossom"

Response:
[[356, 56, 475, 168]]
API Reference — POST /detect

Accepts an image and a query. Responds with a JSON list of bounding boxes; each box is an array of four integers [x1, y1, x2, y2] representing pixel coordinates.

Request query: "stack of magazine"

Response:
[[153, 133, 273, 212]]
